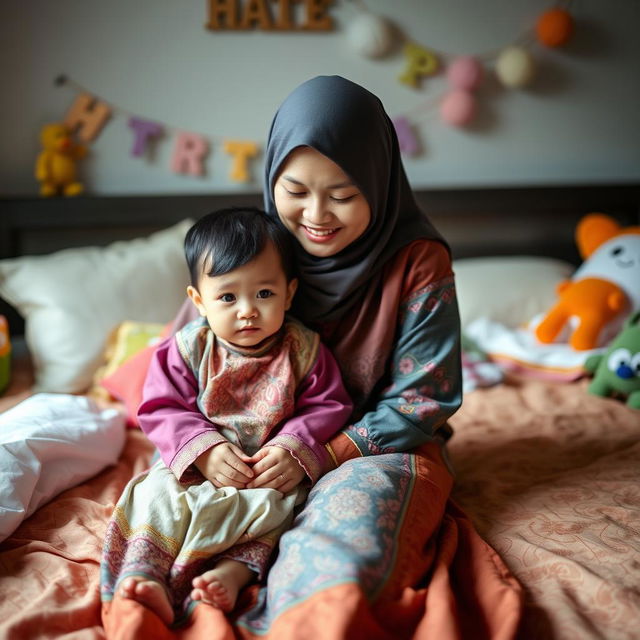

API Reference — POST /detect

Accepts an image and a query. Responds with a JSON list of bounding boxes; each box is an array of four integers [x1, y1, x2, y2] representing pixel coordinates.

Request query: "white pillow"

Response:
[[453, 256, 575, 329], [0, 393, 126, 542], [0, 219, 193, 392]]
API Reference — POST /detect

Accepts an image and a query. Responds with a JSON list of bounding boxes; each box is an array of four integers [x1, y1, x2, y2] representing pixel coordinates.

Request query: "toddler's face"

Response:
[[187, 241, 297, 349]]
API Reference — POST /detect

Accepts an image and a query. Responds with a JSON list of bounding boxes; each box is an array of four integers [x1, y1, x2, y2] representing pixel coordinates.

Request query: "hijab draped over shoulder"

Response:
[[264, 75, 446, 324]]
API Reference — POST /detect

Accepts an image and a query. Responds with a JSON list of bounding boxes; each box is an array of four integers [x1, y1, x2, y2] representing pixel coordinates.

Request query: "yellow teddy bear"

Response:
[[35, 123, 87, 197]]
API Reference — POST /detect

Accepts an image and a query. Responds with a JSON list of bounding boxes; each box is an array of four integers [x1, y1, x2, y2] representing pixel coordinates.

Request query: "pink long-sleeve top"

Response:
[[138, 316, 353, 484]]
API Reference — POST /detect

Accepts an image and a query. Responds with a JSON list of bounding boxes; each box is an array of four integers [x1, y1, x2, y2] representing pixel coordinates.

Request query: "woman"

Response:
[[102, 76, 522, 639]]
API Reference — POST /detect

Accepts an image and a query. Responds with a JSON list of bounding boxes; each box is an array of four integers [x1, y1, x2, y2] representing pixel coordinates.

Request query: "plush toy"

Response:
[[535, 213, 640, 350], [35, 123, 87, 197], [0, 315, 10, 394], [584, 311, 640, 408]]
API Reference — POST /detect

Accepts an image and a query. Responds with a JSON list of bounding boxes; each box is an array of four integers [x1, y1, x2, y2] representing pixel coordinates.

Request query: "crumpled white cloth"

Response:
[[461, 350, 504, 393], [465, 316, 606, 381], [0, 393, 125, 542]]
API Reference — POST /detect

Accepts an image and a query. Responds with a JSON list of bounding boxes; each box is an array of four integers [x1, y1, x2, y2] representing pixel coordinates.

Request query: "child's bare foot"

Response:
[[191, 559, 254, 612], [118, 575, 174, 625]]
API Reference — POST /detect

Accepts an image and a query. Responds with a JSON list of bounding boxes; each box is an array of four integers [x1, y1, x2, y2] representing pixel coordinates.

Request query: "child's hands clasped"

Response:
[[195, 442, 254, 489], [195, 443, 305, 493], [246, 446, 306, 494]]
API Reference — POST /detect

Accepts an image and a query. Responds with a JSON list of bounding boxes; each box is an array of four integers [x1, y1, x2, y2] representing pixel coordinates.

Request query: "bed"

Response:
[[1, 183, 639, 639]]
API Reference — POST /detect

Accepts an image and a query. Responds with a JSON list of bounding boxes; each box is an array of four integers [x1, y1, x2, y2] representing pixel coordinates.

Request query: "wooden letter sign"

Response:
[[206, 0, 334, 31]]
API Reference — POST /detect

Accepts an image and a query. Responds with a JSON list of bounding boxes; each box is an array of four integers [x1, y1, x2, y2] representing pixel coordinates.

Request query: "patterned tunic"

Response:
[[139, 315, 353, 483]]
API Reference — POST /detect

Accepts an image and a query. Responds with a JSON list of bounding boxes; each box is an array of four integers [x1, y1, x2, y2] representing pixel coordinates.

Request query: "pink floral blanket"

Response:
[[449, 376, 640, 640]]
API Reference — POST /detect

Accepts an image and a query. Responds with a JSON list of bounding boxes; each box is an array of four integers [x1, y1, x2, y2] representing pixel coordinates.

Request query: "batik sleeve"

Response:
[[138, 336, 228, 480], [339, 248, 462, 457]]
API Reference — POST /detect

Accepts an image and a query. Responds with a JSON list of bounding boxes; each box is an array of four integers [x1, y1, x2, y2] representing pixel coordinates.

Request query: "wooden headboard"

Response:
[[2, 183, 639, 333]]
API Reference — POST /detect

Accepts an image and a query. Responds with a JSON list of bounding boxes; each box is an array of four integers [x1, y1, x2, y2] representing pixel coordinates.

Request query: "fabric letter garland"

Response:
[[171, 132, 210, 177], [64, 93, 112, 143], [55, 76, 261, 184], [128, 118, 164, 157], [224, 140, 259, 182]]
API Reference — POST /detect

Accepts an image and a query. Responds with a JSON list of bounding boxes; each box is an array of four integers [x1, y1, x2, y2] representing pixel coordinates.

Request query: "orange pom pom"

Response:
[[536, 8, 574, 47]]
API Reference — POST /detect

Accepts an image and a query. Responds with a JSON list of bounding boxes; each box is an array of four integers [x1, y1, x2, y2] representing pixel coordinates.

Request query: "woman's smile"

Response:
[[301, 224, 340, 242], [274, 147, 371, 258]]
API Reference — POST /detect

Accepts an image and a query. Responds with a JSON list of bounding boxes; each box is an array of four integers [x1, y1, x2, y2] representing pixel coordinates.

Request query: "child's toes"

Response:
[[192, 576, 206, 589], [206, 580, 225, 595], [216, 593, 233, 612], [119, 577, 136, 598], [191, 587, 204, 601]]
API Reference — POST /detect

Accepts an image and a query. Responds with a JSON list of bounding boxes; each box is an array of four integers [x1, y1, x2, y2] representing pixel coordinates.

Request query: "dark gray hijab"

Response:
[[264, 75, 446, 324]]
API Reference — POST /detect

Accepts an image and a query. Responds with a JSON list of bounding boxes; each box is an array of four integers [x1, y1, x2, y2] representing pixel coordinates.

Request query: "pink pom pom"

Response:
[[447, 56, 484, 91], [440, 90, 476, 127]]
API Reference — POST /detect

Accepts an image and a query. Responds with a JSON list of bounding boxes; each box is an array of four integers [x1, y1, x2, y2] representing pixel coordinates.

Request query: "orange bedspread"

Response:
[[1, 372, 638, 639], [449, 376, 640, 640]]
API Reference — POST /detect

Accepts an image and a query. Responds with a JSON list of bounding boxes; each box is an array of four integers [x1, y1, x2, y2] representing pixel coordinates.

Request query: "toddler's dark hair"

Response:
[[185, 207, 296, 286]]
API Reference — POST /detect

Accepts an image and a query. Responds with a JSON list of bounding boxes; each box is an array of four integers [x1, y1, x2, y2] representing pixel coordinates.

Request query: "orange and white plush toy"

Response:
[[35, 123, 87, 197], [0, 315, 10, 393], [535, 213, 640, 351]]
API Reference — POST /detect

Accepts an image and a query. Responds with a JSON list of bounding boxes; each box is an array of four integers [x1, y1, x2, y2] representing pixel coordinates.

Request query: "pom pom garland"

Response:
[[447, 56, 484, 91], [440, 56, 484, 127], [346, 11, 395, 59], [495, 46, 536, 88], [440, 90, 477, 127], [342, 2, 576, 139], [536, 8, 574, 48]]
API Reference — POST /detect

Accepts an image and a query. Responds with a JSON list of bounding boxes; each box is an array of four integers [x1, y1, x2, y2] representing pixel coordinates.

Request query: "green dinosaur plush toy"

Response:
[[584, 311, 640, 409]]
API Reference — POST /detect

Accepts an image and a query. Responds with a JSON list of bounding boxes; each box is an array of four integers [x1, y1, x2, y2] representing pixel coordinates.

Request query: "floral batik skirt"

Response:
[[100, 460, 303, 625]]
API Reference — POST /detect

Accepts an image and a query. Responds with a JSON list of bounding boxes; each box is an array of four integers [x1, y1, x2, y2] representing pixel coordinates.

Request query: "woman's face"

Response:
[[273, 147, 371, 258]]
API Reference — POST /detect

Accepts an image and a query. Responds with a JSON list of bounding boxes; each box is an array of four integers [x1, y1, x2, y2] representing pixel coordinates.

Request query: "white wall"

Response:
[[1, 0, 639, 195]]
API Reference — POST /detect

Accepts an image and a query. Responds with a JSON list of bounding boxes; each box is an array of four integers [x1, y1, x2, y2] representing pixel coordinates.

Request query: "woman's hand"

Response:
[[195, 443, 254, 489], [246, 446, 306, 493]]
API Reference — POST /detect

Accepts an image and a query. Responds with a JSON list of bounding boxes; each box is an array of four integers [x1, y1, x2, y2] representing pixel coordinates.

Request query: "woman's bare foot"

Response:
[[118, 575, 174, 625], [191, 559, 254, 612]]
